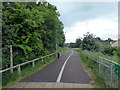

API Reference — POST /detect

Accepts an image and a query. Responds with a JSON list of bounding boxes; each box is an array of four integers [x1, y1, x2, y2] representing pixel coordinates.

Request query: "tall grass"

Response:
[[74, 48, 108, 88], [58, 47, 70, 55], [80, 49, 118, 63], [75, 48, 120, 88]]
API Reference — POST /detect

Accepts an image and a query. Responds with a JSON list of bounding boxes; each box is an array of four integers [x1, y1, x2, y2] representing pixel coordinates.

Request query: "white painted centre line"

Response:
[[56, 50, 74, 82]]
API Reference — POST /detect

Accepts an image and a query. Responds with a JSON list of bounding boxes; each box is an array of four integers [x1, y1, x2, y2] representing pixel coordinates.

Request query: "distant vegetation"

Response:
[[66, 32, 119, 60]]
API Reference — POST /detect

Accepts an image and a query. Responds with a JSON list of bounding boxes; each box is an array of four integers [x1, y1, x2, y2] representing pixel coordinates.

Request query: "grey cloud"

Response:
[[52, 2, 118, 27]]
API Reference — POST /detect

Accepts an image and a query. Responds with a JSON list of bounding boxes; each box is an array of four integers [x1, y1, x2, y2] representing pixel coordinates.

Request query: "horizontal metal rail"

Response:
[[100, 62, 110, 68], [83, 53, 119, 88], [0, 52, 56, 73], [98, 56, 120, 88], [99, 56, 120, 65]]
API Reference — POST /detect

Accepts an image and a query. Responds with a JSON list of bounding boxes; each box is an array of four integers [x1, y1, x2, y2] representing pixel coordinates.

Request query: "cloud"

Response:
[[51, 2, 118, 27], [48, 0, 119, 2], [49, 2, 118, 43], [64, 18, 118, 43]]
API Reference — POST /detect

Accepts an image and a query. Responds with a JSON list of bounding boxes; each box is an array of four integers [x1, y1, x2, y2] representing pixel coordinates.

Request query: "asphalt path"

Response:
[[20, 49, 91, 84], [61, 50, 91, 83]]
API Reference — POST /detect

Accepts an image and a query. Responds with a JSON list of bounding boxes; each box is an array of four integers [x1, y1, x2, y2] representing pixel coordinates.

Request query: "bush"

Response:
[[79, 48, 118, 63], [101, 46, 117, 56], [81, 32, 100, 51]]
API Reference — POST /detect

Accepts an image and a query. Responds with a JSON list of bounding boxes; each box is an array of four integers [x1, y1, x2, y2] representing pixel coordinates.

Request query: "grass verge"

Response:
[[74, 48, 107, 88], [2, 47, 69, 88], [57, 47, 70, 55]]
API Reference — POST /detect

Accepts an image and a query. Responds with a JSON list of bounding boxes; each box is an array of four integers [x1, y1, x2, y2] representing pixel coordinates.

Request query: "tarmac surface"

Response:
[[20, 49, 91, 84]]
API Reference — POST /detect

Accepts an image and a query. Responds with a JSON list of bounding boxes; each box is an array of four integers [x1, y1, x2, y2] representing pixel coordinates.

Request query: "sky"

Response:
[[48, 1, 118, 43]]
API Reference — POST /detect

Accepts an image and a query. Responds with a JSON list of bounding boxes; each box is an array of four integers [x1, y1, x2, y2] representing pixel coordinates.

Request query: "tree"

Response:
[[69, 43, 76, 48], [75, 38, 82, 48], [2, 2, 65, 68], [106, 38, 112, 42], [81, 32, 100, 51], [95, 37, 101, 41]]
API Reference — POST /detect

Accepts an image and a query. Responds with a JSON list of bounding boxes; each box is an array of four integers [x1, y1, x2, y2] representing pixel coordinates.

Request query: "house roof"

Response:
[[100, 42, 110, 46], [111, 40, 120, 47], [110, 40, 117, 44]]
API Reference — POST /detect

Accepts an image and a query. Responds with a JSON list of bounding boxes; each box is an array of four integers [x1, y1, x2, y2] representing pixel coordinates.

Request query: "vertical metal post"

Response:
[[56, 43, 57, 57], [110, 62, 113, 87], [32, 61, 35, 67], [98, 57, 101, 75], [18, 65, 21, 75], [42, 58, 43, 61], [10, 45, 13, 73], [118, 76, 120, 89]]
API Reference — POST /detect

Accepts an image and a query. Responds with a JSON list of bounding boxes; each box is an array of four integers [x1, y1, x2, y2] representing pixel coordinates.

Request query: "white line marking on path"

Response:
[[56, 50, 74, 82]]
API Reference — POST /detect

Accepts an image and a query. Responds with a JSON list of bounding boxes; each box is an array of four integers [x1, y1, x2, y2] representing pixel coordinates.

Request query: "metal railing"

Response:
[[98, 56, 120, 88], [84, 55, 120, 88], [0, 52, 56, 74], [81, 50, 120, 88]]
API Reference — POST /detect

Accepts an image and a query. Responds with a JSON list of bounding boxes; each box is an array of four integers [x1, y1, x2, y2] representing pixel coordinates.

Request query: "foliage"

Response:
[[68, 38, 82, 48], [75, 38, 82, 48], [101, 46, 117, 56], [95, 37, 101, 41], [81, 32, 100, 51], [2, 2, 65, 69], [79, 48, 119, 63], [69, 43, 76, 48], [105, 38, 112, 42], [57, 47, 69, 55], [78, 49, 107, 88], [117, 47, 120, 57]]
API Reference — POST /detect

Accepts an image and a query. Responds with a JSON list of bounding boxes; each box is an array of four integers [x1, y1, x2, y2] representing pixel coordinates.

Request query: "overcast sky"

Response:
[[49, 1, 118, 43]]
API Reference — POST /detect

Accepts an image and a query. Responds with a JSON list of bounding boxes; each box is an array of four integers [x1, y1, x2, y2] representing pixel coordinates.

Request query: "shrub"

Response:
[[81, 32, 100, 51], [101, 46, 117, 55]]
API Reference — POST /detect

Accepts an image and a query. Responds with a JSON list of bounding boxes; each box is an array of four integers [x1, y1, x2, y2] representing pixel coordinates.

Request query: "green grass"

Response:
[[73, 48, 80, 52], [74, 48, 118, 63], [2, 47, 69, 88], [80, 53, 107, 88], [57, 47, 70, 55], [74, 48, 108, 88], [83, 50, 118, 63]]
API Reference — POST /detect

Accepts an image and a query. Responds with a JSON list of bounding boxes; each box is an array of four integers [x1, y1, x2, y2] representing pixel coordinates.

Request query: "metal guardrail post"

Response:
[[32, 61, 35, 67], [118, 77, 120, 89], [98, 57, 101, 75], [56, 43, 57, 57], [42, 58, 43, 61], [0, 52, 56, 74], [18, 65, 21, 75], [10, 45, 13, 73], [110, 62, 113, 87]]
